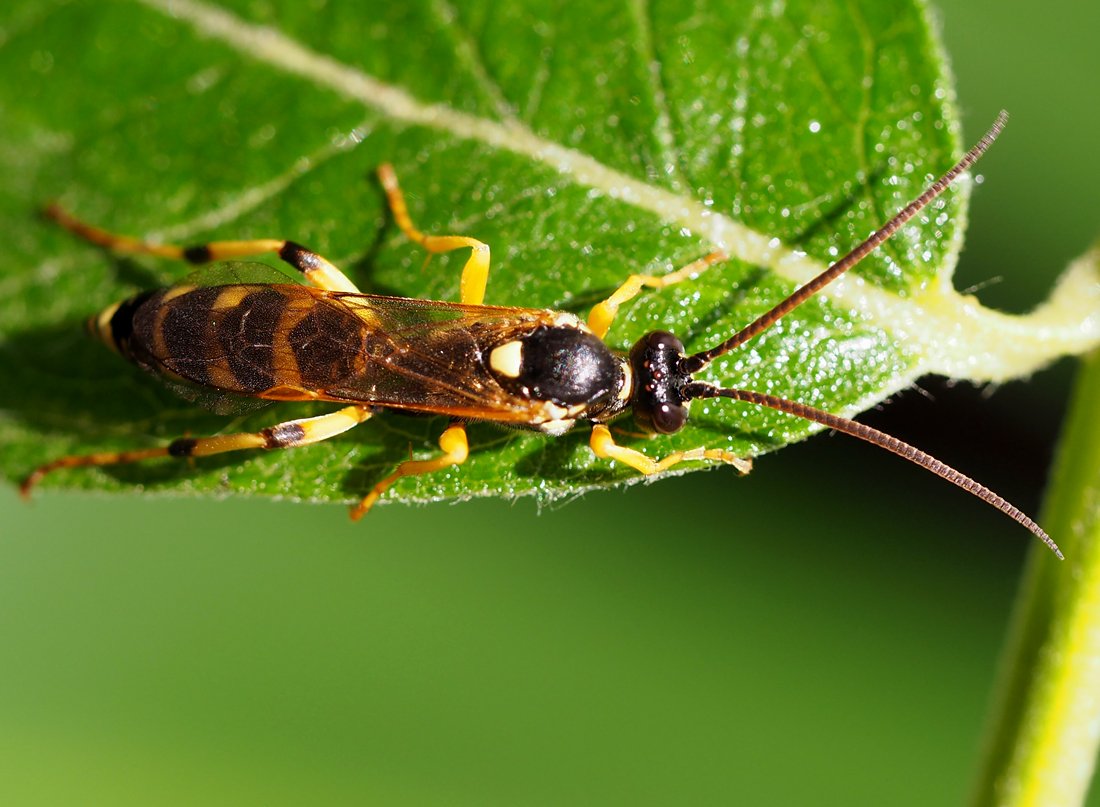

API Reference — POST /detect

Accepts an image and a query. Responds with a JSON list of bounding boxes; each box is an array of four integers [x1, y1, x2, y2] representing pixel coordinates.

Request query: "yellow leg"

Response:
[[377, 164, 492, 305], [587, 251, 728, 339], [45, 203, 359, 293], [21, 406, 373, 496], [351, 422, 470, 520], [589, 424, 752, 475]]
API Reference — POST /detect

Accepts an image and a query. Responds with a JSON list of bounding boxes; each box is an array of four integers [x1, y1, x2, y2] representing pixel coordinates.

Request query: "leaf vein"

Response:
[[428, 0, 518, 122], [629, 0, 687, 191]]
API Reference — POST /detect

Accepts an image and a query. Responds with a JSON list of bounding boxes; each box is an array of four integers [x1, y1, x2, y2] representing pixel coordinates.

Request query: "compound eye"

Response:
[[648, 401, 688, 434]]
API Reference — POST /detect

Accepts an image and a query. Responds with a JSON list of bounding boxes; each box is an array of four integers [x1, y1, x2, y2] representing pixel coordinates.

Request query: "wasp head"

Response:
[[629, 330, 692, 434]]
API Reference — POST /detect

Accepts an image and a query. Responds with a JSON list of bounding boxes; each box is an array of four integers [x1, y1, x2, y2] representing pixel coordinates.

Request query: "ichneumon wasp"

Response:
[[20, 112, 1063, 558]]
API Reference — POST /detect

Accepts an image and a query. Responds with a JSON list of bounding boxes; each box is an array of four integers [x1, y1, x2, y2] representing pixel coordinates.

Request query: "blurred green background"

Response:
[[2, 1, 1097, 805]]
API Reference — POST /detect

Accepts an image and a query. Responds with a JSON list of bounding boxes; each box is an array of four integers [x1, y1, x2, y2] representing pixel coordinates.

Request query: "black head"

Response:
[[629, 330, 691, 434]]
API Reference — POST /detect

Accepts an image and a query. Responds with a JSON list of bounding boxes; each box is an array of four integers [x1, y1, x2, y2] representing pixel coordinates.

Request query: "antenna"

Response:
[[676, 112, 1061, 558], [681, 110, 1008, 374], [682, 383, 1062, 558]]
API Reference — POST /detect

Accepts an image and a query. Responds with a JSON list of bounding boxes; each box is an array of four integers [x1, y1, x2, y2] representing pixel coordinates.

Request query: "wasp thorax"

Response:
[[630, 330, 690, 434], [488, 325, 621, 407]]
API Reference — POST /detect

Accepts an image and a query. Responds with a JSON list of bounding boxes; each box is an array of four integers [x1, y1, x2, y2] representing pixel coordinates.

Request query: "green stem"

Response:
[[971, 349, 1100, 807]]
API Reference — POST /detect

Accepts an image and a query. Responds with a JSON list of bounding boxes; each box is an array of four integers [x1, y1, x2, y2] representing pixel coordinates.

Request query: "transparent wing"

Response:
[[318, 293, 564, 422]]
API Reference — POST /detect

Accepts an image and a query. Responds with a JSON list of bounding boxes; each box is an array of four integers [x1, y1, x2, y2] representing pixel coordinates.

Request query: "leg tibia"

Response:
[[377, 164, 492, 305], [46, 204, 359, 292], [589, 424, 751, 475], [587, 252, 727, 339], [21, 406, 373, 496], [351, 422, 470, 519]]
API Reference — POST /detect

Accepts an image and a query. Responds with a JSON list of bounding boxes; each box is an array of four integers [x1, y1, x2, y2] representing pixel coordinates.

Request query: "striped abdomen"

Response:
[[93, 283, 368, 400]]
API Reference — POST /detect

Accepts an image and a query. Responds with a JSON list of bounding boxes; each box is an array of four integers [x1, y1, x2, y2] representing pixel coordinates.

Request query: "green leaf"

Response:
[[1, 0, 1096, 509]]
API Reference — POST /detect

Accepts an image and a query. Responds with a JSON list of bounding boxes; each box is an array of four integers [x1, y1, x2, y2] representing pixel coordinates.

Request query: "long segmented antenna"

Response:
[[674, 112, 1060, 557], [681, 110, 1009, 374], [682, 383, 1062, 559]]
